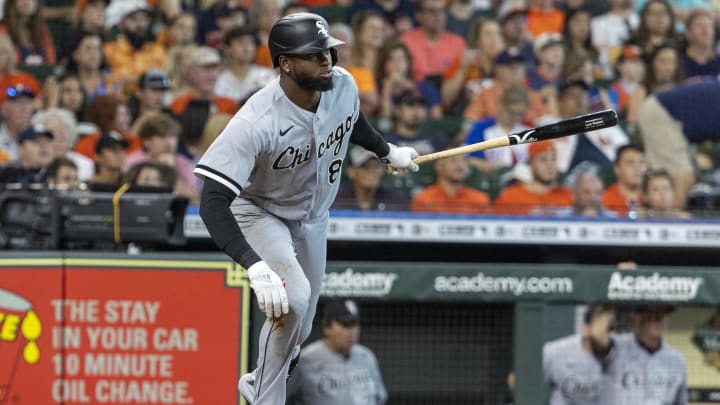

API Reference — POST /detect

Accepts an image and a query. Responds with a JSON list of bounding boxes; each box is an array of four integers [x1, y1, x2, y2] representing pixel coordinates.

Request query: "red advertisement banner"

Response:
[[0, 258, 249, 405]]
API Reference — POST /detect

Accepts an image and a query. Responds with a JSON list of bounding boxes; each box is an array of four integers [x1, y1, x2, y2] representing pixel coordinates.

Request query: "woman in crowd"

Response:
[[350, 11, 387, 75], [0, 0, 56, 65], [66, 33, 118, 101], [0, 33, 41, 97], [73, 94, 140, 160], [633, 0, 678, 57], [642, 42, 684, 94], [562, 8, 600, 71]]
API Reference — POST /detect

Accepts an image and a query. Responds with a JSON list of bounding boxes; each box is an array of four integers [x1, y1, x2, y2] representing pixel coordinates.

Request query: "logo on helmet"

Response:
[[316, 20, 329, 38]]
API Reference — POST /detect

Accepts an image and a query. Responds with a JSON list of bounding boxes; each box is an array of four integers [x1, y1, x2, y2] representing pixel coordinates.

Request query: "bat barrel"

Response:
[[508, 109, 619, 145]]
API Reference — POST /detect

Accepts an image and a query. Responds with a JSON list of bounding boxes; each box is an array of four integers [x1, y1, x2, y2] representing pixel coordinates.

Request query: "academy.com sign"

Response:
[[321, 269, 398, 297], [434, 273, 574, 296], [607, 272, 703, 301]]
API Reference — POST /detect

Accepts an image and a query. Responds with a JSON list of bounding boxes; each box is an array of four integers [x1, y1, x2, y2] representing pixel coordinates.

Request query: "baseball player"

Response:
[[542, 303, 615, 405], [193, 13, 419, 405], [286, 299, 387, 405], [600, 304, 687, 405]]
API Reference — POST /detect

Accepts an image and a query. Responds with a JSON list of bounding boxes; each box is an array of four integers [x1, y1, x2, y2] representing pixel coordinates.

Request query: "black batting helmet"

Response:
[[268, 13, 345, 68]]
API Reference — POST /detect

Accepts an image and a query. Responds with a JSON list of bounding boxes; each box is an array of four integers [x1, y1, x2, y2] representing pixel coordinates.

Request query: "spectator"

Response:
[[638, 80, 720, 208], [128, 69, 172, 129], [281, 3, 308, 16], [541, 80, 628, 174], [562, 52, 618, 113], [610, 44, 646, 124], [543, 303, 614, 404], [44, 73, 87, 123], [88, 135, 127, 189], [411, 153, 491, 214], [46, 156, 79, 190], [527, 33, 565, 95], [123, 112, 199, 204], [156, 12, 197, 50], [124, 161, 175, 190], [633, 0, 678, 57], [634, 0, 710, 27], [251, 0, 280, 68], [383, 90, 448, 156], [0, 125, 54, 185], [350, 11, 386, 76], [494, 141, 573, 215], [0, 0, 56, 65], [642, 43, 684, 95], [346, 0, 416, 36], [165, 43, 197, 101], [557, 165, 620, 217], [445, 0, 486, 38], [56, 0, 108, 67], [602, 144, 647, 216], [103, 1, 167, 91], [74, 94, 141, 160], [67, 33, 118, 101], [680, 8, 720, 80], [441, 18, 503, 109], [464, 85, 531, 174], [591, 0, 640, 76], [190, 113, 232, 161], [215, 26, 276, 105], [333, 146, 409, 211], [0, 82, 35, 161], [32, 108, 94, 182], [463, 49, 548, 124], [196, 1, 248, 48], [526, 0, 565, 38], [400, 0, 466, 83], [374, 41, 442, 122], [286, 299, 388, 405], [331, 23, 380, 118], [0, 33, 41, 100], [562, 8, 600, 67], [639, 169, 692, 218], [499, 8, 535, 65], [601, 304, 687, 405]]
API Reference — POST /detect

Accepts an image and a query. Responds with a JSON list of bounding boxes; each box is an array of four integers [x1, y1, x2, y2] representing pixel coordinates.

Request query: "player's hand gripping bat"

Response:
[[413, 109, 619, 164]]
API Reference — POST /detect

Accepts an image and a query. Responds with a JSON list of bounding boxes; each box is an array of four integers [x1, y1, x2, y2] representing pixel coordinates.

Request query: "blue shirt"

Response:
[[464, 118, 496, 159], [656, 79, 720, 142], [681, 53, 720, 80]]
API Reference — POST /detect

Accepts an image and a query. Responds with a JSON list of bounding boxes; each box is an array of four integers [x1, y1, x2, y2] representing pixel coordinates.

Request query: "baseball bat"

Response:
[[412, 109, 619, 164]]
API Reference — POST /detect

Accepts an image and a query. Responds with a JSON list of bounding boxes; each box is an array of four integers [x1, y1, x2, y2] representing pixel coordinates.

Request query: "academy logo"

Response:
[[321, 269, 397, 297], [607, 272, 703, 301], [434, 273, 574, 296]]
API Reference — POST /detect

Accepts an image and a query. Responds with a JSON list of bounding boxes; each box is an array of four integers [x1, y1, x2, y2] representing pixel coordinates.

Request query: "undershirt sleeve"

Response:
[[349, 111, 390, 158], [199, 178, 262, 269]]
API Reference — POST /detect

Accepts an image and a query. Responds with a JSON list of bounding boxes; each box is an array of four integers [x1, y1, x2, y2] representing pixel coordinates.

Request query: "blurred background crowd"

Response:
[[0, 0, 719, 218]]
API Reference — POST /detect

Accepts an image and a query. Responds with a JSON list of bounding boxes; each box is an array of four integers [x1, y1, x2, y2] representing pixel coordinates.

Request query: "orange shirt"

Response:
[[462, 83, 548, 122], [411, 184, 491, 214], [346, 66, 377, 94], [602, 183, 640, 217], [103, 37, 167, 89], [255, 44, 273, 68], [170, 93, 239, 116], [526, 6, 565, 38], [400, 28, 466, 82], [74, 133, 142, 160], [494, 182, 572, 215]]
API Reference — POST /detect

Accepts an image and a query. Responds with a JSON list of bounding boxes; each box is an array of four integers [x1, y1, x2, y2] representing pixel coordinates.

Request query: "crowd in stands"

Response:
[[0, 0, 718, 219]]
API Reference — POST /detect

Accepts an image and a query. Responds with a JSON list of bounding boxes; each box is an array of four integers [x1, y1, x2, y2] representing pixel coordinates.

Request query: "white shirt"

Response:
[[67, 150, 95, 181], [214, 65, 277, 104], [0, 123, 19, 162]]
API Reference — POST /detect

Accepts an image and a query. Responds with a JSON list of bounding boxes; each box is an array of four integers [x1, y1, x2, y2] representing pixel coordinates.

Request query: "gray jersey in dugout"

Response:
[[600, 333, 688, 405], [543, 334, 605, 405], [194, 66, 360, 221], [286, 340, 387, 405]]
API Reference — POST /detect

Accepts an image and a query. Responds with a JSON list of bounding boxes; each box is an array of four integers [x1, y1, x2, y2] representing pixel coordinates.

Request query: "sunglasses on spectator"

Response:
[[6, 84, 35, 100]]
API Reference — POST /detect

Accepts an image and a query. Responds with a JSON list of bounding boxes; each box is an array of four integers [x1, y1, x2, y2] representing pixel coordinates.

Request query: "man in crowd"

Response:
[[602, 144, 647, 217], [0, 83, 35, 162], [0, 126, 54, 185], [383, 90, 448, 156]]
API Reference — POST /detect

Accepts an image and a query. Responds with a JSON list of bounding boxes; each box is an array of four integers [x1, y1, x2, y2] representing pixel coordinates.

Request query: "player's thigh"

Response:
[[292, 213, 328, 291]]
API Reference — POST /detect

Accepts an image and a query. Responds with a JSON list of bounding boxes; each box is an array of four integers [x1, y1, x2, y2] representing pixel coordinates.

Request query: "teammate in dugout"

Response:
[[193, 13, 419, 405]]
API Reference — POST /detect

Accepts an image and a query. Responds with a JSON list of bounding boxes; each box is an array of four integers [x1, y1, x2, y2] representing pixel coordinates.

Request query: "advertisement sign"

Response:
[[0, 258, 249, 405]]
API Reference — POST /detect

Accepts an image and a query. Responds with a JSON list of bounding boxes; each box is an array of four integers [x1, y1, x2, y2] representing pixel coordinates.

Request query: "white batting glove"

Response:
[[247, 261, 289, 319], [381, 143, 419, 174]]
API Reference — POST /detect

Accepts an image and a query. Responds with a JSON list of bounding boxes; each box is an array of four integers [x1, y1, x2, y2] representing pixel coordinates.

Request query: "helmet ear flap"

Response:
[[330, 48, 338, 66]]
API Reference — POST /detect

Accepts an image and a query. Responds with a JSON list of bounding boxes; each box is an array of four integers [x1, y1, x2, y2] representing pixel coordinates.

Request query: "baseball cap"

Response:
[[105, 0, 150, 29], [534, 33, 564, 55], [495, 49, 526, 66], [631, 303, 677, 314], [1, 83, 36, 105], [558, 79, 590, 97], [348, 146, 377, 166], [322, 299, 360, 326], [395, 90, 427, 106], [528, 140, 555, 158], [190, 46, 222, 67], [138, 70, 171, 90], [499, 6, 526, 23], [95, 134, 130, 154], [616, 44, 642, 63], [18, 125, 54, 144]]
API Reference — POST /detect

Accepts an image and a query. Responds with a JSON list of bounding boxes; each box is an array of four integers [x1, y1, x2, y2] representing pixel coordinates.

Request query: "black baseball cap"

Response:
[[495, 49, 526, 66], [395, 90, 427, 106], [18, 125, 54, 144], [322, 299, 360, 326], [95, 134, 129, 154], [138, 70, 171, 90], [558, 79, 590, 96], [631, 303, 677, 314]]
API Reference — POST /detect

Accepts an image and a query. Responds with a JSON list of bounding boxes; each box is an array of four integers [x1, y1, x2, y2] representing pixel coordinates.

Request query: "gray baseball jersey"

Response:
[[287, 340, 387, 405], [194, 66, 360, 221], [543, 334, 604, 405], [600, 333, 687, 405]]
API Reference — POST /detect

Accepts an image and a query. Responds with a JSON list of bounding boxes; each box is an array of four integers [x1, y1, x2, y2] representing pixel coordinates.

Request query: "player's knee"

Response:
[[286, 277, 311, 317]]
